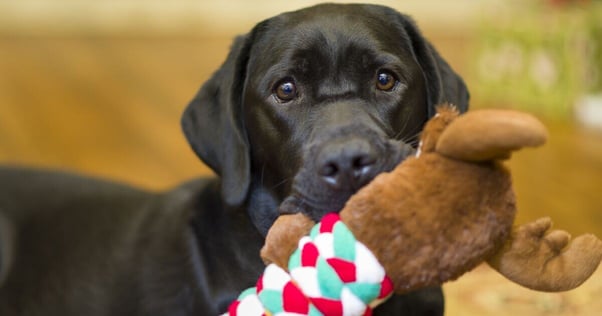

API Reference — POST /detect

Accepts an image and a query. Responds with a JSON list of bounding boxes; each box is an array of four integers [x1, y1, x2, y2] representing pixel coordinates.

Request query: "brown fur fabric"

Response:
[[261, 104, 602, 295], [339, 106, 517, 293], [487, 217, 602, 291], [436, 108, 548, 161], [260, 213, 314, 269], [341, 154, 515, 293]]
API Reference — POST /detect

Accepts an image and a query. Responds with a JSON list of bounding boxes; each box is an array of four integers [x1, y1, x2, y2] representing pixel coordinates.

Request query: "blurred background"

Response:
[[0, 0, 600, 314]]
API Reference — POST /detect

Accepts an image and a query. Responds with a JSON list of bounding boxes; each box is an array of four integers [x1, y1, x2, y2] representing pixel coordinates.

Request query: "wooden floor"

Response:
[[0, 35, 601, 315]]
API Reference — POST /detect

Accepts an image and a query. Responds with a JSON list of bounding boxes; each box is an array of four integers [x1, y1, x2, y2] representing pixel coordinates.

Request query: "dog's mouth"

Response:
[[279, 139, 415, 222]]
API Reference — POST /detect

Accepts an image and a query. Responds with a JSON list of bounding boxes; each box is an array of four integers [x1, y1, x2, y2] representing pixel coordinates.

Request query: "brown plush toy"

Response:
[[261, 104, 602, 295]]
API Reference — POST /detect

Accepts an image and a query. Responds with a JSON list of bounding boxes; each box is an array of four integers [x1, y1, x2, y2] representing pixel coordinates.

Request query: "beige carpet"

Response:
[[445, 265, 602, 316]]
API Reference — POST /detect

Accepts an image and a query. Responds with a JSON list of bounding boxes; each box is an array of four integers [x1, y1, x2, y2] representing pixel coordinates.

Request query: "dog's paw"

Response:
[[488, 217, 602, 291]]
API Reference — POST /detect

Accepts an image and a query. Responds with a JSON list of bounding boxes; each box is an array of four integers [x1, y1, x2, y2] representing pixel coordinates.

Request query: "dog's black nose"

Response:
[[316, 139, 377, 190]]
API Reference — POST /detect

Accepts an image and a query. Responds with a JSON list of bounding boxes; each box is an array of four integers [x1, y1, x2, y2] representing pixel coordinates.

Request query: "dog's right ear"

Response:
[[395, 13, 470, 116], [181, 35, 253, 206]]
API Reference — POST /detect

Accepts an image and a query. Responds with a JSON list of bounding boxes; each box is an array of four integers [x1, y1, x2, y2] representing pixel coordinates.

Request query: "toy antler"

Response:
[[436, 107, 549, 161], [487, 217, 602, 291]]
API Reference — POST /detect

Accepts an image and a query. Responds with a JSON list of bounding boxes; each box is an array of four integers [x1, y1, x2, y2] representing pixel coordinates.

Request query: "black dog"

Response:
[[0, 4, 468, 315]]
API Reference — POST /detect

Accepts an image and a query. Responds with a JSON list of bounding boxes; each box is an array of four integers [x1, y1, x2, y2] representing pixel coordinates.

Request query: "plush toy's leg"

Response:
[[487, 217, 602, 292], [261, 213, 316, 267]]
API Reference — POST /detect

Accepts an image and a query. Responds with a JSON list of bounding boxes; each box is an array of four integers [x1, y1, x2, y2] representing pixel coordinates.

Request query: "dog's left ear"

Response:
[[397, 14, 470, 116], [181, 35, 253, 206]]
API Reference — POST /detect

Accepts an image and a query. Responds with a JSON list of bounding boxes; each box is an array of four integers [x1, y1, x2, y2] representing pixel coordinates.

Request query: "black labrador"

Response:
[[0, 3, 468, 315]]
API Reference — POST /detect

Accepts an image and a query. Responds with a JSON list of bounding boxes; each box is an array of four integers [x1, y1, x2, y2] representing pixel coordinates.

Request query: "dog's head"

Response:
[[182, 4, 469, 234]]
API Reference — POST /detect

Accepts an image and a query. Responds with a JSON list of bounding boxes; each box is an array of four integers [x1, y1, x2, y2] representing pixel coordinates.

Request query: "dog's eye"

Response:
[[274, 80, 297, 102], [376, 71, 397, 91]]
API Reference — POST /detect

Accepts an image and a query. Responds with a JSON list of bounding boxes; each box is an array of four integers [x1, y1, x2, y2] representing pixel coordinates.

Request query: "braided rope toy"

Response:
[[224, 213, 393, 316]]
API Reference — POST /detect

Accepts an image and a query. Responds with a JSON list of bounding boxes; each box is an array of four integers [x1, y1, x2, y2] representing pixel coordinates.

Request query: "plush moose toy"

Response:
[[225, 105, 602, 316]]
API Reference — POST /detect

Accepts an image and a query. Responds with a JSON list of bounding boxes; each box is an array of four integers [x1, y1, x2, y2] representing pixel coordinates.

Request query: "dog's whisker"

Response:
[[270, 177, 291, 190], [393, 109, 416, 140], [260, 163, 267, 187], [402, 130, 422, 145], [393, 116, 410, 140], [401, 122, 424, 144]]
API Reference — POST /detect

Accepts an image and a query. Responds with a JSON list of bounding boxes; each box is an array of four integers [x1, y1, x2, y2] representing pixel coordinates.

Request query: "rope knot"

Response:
[[226, 213, 393, 316]]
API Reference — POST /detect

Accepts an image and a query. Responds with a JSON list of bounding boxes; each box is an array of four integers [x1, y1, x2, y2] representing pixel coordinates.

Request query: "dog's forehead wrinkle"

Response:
[[291, 10, 374, 40], [278, 13, 384, 58], [316, 79, 357, 99], [283, 6, 412, 54]]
